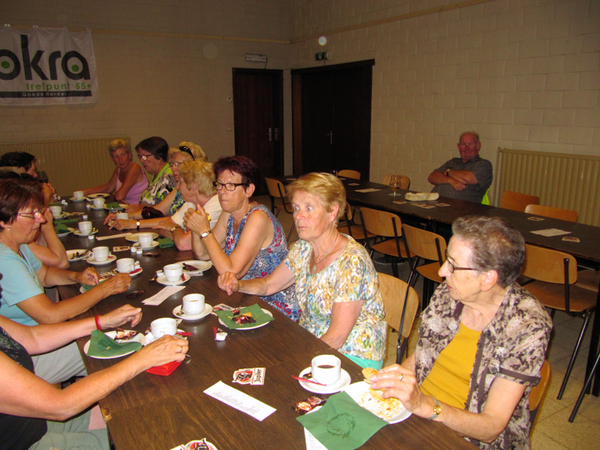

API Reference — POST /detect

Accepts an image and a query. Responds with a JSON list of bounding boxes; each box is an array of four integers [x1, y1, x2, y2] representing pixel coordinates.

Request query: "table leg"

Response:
[[587, 288, 600, 396]]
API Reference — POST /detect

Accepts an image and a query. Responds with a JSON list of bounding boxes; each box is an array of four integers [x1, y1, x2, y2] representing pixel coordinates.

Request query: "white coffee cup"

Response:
[[49, 205, 62, 218], [93, 197, 105, 208], [116, 212, 129, 220], [116, 257, 135, 273], [92, 246, 109, 262], [151, 317, 178, 339], [163, 263, 183, 282], [138, 233, 154, 248], [78, 221, 93, 235], [182, 293, 205, 315], [73, 190, 84, 200], [311, 355, 342, 385]]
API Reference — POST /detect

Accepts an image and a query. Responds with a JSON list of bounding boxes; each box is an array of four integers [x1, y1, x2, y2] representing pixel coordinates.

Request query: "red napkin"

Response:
[[146, 360, 182, 376]]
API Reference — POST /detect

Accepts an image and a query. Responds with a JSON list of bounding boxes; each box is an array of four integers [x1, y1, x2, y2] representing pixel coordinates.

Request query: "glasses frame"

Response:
[[17, 209, 45, 220], [138, 152, 153, 161], [445, 250, 479, 274], [213, 181, 246, 192]]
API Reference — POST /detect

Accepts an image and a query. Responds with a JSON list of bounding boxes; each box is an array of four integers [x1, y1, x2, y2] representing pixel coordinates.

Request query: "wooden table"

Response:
[[58, 207, 475, 449]]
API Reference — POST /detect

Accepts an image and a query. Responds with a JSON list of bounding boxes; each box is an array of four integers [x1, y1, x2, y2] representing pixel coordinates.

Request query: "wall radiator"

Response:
[[0, 137, 130, 197], [495, 148, 600, 227]]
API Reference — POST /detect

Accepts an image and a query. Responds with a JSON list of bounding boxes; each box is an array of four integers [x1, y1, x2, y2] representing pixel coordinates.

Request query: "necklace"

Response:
[[311, 233, 339, 272]]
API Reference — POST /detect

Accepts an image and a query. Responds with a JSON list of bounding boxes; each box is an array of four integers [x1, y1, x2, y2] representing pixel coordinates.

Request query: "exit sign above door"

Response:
[[315, 52, 331, 61]]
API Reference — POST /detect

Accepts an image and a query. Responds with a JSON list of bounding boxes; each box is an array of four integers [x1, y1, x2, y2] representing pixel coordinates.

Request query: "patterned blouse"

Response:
[[139, 164, 176, 206], [416, 282, 552, 449], [285, 236, 386, 362], [224, 204, 299, 321]]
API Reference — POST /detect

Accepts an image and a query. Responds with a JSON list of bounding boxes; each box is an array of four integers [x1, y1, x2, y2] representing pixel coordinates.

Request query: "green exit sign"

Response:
[[315, 51, 330, 61]]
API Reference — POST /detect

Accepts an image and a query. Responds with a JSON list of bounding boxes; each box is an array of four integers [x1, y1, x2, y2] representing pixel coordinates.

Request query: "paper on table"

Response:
[[204, 381, 276, 421], [142, 286, 186, 305], [355, 188, 381, 193], [530, 228, 572, 237], [96, 232, 131, 241], [304, 428, 328, 450]]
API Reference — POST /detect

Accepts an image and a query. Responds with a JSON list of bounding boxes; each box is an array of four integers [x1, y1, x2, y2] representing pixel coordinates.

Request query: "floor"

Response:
[[256, 195, 600, 450]]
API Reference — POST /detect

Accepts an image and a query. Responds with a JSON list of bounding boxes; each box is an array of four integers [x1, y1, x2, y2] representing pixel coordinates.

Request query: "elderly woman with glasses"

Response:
[[81, 139, 148, 204], [183, 156, 299, 320], [0, 179, 131, 385], [370, 216, 552, 449]]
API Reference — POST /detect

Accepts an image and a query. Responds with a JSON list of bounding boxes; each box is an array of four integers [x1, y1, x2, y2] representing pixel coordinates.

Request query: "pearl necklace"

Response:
[[311, 233, 338, 272]]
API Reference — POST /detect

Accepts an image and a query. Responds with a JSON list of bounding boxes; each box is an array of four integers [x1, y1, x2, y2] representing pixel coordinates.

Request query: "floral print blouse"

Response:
[[285, 236, 386, 362]]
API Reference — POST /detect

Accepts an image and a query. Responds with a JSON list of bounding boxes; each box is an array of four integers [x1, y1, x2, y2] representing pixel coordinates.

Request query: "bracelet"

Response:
[[427, 396, 442, 420], [94, 315, 102, 331], [136, 220, 141, 232]]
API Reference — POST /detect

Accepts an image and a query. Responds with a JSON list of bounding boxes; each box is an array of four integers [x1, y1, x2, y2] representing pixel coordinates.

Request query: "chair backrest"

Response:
[[525, 204, 578, 223], [338, 169, 361, 180], [360, 207, 403, 238], [382, 174, 410, 190], [402, 224, 447, 264], [265, 177, 286, 199], [522, 244, 578, 285], [530, 360, 550, 421], [378, 273, 419, 340], [500, 191, 540, 212]]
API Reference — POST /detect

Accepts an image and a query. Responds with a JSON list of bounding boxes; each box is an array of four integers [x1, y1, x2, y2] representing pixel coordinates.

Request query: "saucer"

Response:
[[67, 249, 90, 261], [86, 254, 117, 265], [57, 227, 76, 238], [157, 273, 190, 286], [173, 303, 213, 321], [180, 260, 212, 275], [120, 267, 143, 277], [132, 241, 159, 250], [70, 197, 86, 202], [52, 213, 65, 220], [297, 367, 351, 394], [104, 204, 127, 211], [91, 206, 107, 210], [126, 232, 159, 242], [87, 193, 110, 199], [74, 228, 98, 236]]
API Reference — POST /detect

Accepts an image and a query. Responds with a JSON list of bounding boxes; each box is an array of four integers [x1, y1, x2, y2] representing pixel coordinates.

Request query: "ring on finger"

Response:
[[179, 345, 183, 353], [398, 374, 404, 382]]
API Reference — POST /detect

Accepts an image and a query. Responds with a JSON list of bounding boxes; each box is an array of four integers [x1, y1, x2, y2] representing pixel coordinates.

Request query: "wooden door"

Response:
[[232, 69, 283, 194], [292, 60, 373, 179]]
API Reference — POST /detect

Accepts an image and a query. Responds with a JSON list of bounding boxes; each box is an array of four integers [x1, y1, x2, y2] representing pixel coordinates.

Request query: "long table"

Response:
[[58, 204, 474, 449]]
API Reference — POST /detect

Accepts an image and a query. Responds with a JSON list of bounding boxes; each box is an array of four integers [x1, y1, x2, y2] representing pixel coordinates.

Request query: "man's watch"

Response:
[[427, 396, 442, 420], [445, 168, 451, 177], [200, 230, 212, 239], [136, 220, 141, 232]]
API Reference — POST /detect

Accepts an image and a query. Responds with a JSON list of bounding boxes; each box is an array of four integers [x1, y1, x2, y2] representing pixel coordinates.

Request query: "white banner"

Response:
[[0, 27, 98, 106]]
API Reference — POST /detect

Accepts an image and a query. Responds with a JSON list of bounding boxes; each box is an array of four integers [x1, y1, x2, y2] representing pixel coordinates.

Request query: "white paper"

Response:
[[355, 188, 381, 193], [96, 232, 131, 241], [203, 381, 276, 421], [304, 428, 328, 450], [142, 286, 186, 305], [530, 228, 572, 237]]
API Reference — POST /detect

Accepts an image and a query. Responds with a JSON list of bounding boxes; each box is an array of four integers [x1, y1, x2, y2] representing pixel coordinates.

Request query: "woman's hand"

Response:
[[370, 364, 425, 414], [108, 219, 135, 231], [104, 212, 117, 226], [42, 183, 56, 206], [217, 272, 240, 296], [75, 267, 100, 286], [152, 218, 176, 231], [100, 304, 143, 329], [137, 335, 189, 368], [97, 273, 131, 297], [125, 204, 144, 216], [41, 208, 53, 226], [183, 206, 210, 235]]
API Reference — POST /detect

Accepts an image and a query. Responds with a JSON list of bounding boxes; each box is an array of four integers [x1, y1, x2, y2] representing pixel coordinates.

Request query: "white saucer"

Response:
[[180, 260, 213, 275], [91, 206, 107, 210], [86, 254, 117, 265], [70, 197, 86, 202], [83, 330, 144, 359], [173, 303, 213, 321], [67, 249, 90, 261], [298, 367, 351, 394], [104, 204, 127, 211], [132, 241, 159, 250], [87, 193, 110, 199], [74, 228, 98, 236], [52, 213, 66, 220], [157, 273, 191, 286], [217, 308, 273, 330], [128, 267, 143, 276], [57, 227, 76, 238], [126, 232, 159, 243]]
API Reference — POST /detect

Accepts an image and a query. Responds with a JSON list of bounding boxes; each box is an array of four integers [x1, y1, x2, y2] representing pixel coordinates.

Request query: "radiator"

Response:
[[495, 148, 600, 227], [0, 137, 129, 197]]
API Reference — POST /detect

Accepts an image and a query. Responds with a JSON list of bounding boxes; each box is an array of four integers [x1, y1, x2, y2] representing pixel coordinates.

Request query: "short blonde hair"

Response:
[[168, 141, 207, 163], [287, 172, 346, 222], [178, 160, 216, 197], [108, 139, 131, 155]]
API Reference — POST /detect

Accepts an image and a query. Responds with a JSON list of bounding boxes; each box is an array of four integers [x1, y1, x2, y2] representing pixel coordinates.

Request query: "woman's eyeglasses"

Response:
[[178, 146, 195, 161], [17, 209, 45, 219], [213, 181, 245, 191], [445, 250, 479, 274], [138, 153, 152, 161]]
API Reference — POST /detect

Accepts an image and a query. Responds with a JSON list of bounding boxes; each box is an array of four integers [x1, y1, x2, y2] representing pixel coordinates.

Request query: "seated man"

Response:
[[427, 132, 492, 203], [0, 151, 38, 178]]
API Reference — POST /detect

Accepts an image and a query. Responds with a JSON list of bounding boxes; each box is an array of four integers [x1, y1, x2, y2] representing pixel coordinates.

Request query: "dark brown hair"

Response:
[[0, 179, 44, 228], [213, 156, 258, 187]]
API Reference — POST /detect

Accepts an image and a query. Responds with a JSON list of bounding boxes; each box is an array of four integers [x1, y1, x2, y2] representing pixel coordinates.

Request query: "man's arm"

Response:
[[428, 168, 467, 191]]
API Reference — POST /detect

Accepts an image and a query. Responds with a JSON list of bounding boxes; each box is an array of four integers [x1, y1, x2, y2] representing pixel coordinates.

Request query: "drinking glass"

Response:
[[389, 175, 401, 197]]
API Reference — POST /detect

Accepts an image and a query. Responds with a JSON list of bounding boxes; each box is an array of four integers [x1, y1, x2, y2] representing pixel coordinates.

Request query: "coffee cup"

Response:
[[92, 246, 109, 262], [311, 355, 341, 385], [73, 190, 85, 200], [163, 263, 183, 282], [116, 257, 135, 274], [93, 197, 105, 208], [182, 293, 205, 315], [137, 233, 154, 248], [78, 221, 93, 235], [150, 318, 178, 339], [49, 205, 62, 218], [116, 212, 129, 220]]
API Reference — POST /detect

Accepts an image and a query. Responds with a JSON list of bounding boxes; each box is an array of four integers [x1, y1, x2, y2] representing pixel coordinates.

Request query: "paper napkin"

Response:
[[158, 237, 175, 248], [142, 286, 186, 306], [87, 330, 142, 358], [213, 304, 274, 329]]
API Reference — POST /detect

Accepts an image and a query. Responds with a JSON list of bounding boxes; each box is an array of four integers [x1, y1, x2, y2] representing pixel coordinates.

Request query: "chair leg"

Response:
[[287, 222, 296, 242], [569, 347, 600, 422], [558, 313, 592, 400]]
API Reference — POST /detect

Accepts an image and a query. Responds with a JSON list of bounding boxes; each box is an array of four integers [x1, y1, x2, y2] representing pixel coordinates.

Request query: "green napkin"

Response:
[[54, 223, 70, 233], [158, 237, 175, 248], [49, 201, 62, 206], [214, 304, 274, 329], [105, 202, 123, 210], [87, 330, 142, 358], [297, 391, 387, 450], [54, 218, 79, 224]]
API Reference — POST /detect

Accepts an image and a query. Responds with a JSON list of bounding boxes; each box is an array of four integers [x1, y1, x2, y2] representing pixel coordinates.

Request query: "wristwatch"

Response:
[[445, 168, 451, 177], [200, 230, 212, 239], [427, 396, 442, 420], [170, 227, 177, 232], [136, 220, 141, 232]]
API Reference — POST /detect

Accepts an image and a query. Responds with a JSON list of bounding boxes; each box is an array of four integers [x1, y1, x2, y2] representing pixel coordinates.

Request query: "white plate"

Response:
[[86, 254, 117, 265], [180, 260, 212, 275], [157, 273, 191, 286], [83, 330, 144, 359], [57, 227, 76, 238], [343, 381, 412, 424], [173, 303, 213, 321], [91, 206, 107, 210], [74, 228, 98, 236], [87, 193, 110, 199], [128, 267, 143, 277], [125, 232, 159, 242], [52, 213, 66, 220], [104, 204, 127, 211], [297, 367, 351, 394], [132, 241, 159, 249], [67, 249, 90, 261], [218, 308, 273, 331], [70, 197, 86, 202]]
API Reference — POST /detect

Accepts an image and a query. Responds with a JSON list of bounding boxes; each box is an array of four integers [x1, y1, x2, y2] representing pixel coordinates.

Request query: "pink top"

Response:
[[116, 165, 148, 204]]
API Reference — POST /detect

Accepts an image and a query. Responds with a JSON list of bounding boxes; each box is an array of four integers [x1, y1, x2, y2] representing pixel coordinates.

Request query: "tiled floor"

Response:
[[256, 195, 600, 449]]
